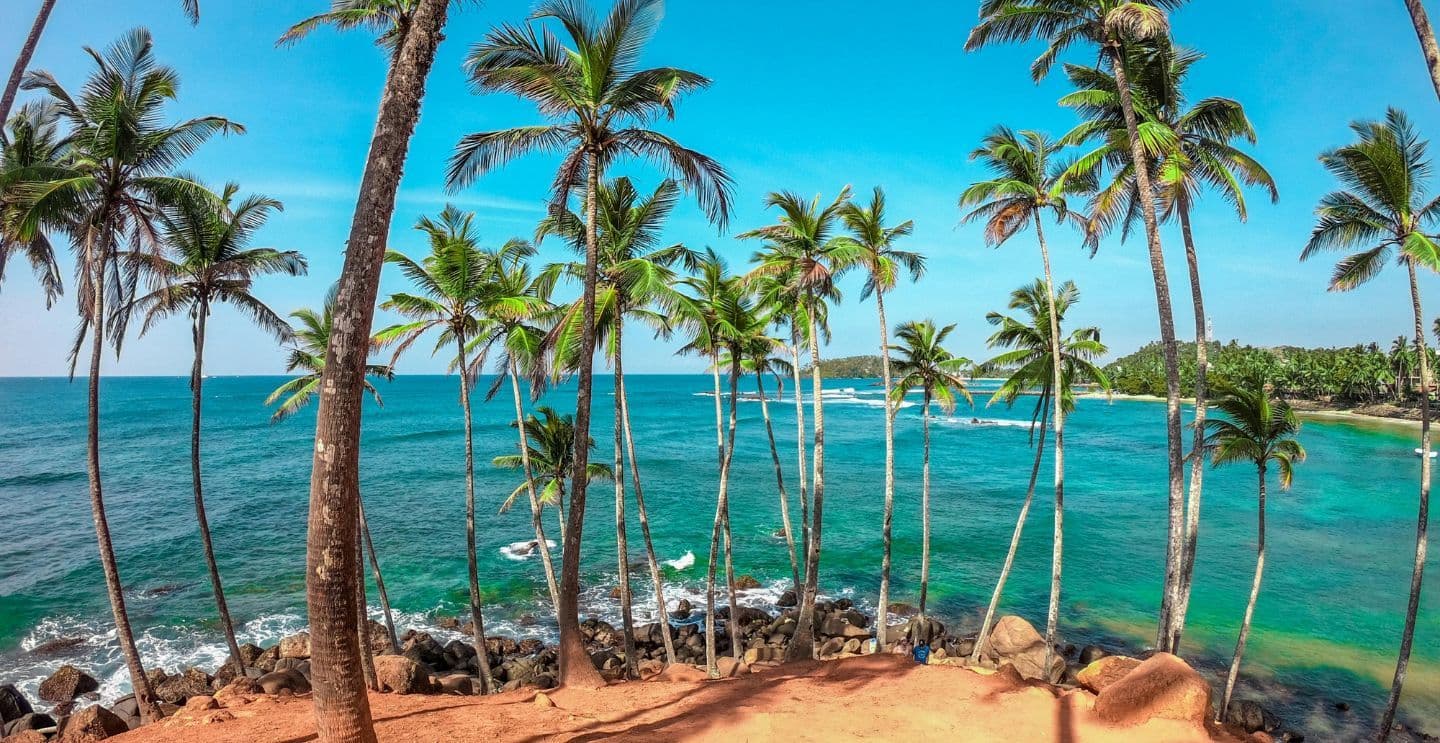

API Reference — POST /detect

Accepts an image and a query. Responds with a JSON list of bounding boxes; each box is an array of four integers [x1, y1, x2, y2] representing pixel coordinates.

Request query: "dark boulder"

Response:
[[3, 712, 54, 736], [154, 666, 213, 704], [257, 669, 311, 695], [38, 665, 99, 703], [0, 685, 32, 724], [832, 599, 853, 611], [28, 637, 86, 657], [56, 705, 127, 740], [734, 575, 762, 591], [1078, 645, 1109, 665], [1226, 699, 1276, 734], [670, 599, 693, 620], [776, 590, 798, 608]]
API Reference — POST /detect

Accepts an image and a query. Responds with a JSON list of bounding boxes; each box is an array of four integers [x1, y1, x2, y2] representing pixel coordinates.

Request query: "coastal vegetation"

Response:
[[0, 1, 1437, 742]]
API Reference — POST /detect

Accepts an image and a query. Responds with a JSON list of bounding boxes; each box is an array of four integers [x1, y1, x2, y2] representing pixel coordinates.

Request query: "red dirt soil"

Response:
[[118, 655, 1249, 742]]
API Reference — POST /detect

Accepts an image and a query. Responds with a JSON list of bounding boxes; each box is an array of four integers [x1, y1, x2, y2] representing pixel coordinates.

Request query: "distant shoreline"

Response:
[[1086, 390, 1426, 429]]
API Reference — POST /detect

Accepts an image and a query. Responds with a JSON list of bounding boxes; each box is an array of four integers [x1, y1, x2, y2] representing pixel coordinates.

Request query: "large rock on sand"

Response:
[[278, 632, 311, 659], [1076, 655, 1143, 694], [38, 665, 99, 703], [56, 705, 128, 741], [1094, 652, 1212, 727], [373, 655, 438, 695], [985, 616, 1062, 683]]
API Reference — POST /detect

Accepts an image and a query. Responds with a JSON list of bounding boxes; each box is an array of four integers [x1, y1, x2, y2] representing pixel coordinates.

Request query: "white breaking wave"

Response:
[[663, 551, 695, 571], [936, 416, 1036, 429], [500, 539, 557, 561]]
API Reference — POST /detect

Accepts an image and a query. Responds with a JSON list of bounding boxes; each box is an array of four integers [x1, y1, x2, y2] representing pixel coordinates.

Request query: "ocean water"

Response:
[[0, 374, 1436, 737]]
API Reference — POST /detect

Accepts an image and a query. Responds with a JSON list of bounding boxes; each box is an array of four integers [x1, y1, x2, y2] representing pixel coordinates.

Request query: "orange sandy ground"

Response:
[[119, 655, 1250, 743]]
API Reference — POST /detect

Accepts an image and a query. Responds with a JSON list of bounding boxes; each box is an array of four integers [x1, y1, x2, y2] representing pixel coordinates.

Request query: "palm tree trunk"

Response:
[[357, 500, 399, 653], [189, 302, 244, 674], [709, 354, 740, 659], [1406, 0, 1440, 102], [84, 249, 161, 724], [509, 364, 562, 620], [355, 524, 378, 692], [304, 2, 448, 737], [1378, 263, 1433, 740], [972, 415, 1050, 662], [712, 357, 725, 468], [612, 368, 639, 679], [557, 151, 607, 689], [757, 371, 800, 590], [1033, 215, 1066, 674], [1108, 42, 1185, 653], [1172, 202, 1209, 652], [706, 353, 745, 676], [919, 395, 932, 617], [875, 290, 897, 648], [456, 336, 494, 693], [787, 294, 827, 663], [791, 337, 810, 588], [1220, 463, 1267, 722], [615, 352, 677, 666], [0, 0, 56, 129]]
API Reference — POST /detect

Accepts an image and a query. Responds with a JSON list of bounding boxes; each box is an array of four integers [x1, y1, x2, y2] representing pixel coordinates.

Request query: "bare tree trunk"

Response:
[[557, 155, 607, 689], [616, 353, 676, 665], [356, 523, 378, 692], [757, 371, 800, 590], [0, 0, 57, 129], [1219, 463, 1267, 722], [875, 290, 897, 647], [1378, 263, 1432, 740], [1406, 0, 1440, 102], [613, 369, 639, 679], [787, 295, 826, 662], [918, 395, 932, 616], [1108, 42, 1185, 653], [1172, 202, 1209, 652], [303, 3, 448, 737], [791, 336, 810, 589], [509, 365, 562, 620], [1034, 215, 1066, 674], [358, 500, 398, 653], [457, 336, 494, 693], [706, 353, 743, 673], [972, 415, 1050, 662]]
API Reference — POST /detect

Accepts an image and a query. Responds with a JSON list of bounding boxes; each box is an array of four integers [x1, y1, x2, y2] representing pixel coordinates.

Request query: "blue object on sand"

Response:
[[913, 643, 930, 665]]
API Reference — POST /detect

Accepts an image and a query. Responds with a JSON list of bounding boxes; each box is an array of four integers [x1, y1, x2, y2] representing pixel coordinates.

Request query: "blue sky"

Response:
[[1, 0, 1438, 376]]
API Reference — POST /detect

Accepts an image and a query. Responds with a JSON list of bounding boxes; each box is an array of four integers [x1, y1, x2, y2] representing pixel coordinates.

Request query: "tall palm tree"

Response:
[[1202, 377, 1305, 724], [737, 341, 801, 590], [888, 320, 971, 622], [11, 30, 239, 724], [961, 127, 1092, 668], [1301, 108, 1440, 740], [1060, 43, 1277, 647], [967, 0, 1192, 651], [281, 0, 450, 735], [279, 0, 421, 53], [0, 101, 65, 306], [0, 0, 199, 129], [447, 0, 731, 686], [537, 177, 694, 669], [375, 206, 502, 693], [742, 189, 860, 661], [970, 280, 1109, 663], [841, 186, 923, 647], [129, 183, 305, 674], [494, 405, 613, 546], [1406, 0, 1440, 103]]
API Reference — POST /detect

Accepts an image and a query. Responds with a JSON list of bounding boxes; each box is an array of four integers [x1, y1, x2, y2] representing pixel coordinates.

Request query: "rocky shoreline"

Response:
[[1, 598, 1435, 743]]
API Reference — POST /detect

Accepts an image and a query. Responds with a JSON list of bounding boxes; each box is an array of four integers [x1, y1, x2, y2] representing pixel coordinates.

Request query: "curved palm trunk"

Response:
[[509, 365, 562, 620], [1406, 0, 1440, 102], [875, 290, 897, 647], [972, 415, 1050, 662], [456, 337, 495, 693], [189, 304, 244, 674], [358, 500, 399, 653], [757, 371, 800, 590], [1172, 203, 1209, 652], [356, 525, 378, 692], [1108, 43, 1185, 653], [556, 154, 607, 689], [1378, 263, 1432, 740], [1219, 463, 1267, 722], [788, 296, 827, 662], [615, 354, 677, 665], [918, 395, 932, 616], [304, 3, 448, 737], [791, 338, 810, 588], [706, 354, 744, 675], [612, 372, 639, 679], [0, 0, 56, 128], [1034, 216, 1066, 673], [84, 250, 161, 723]]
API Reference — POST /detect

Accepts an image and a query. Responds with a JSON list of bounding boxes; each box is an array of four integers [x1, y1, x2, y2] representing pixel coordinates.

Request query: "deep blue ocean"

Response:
[[0, 374, 1435, 737]]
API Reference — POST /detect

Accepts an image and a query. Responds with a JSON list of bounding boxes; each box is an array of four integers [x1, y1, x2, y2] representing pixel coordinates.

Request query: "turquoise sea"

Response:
[[0, 374, 1436, 737]]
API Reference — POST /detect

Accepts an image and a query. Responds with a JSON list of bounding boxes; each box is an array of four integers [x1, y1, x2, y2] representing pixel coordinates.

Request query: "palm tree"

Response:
[[741, 189, 860, 661], [841, 186, 923, 647], [447, 0, 731, 687], [967, 0, 1192, 651], [129, 183, 305, 674], [1301, 108, 1440, 740], [888, 321, 971, 622], [375, 206, 502, 693], [11, 29, 239, 724], [0, 101, 65, 306], [738, 342, 801, 590], [961, 127, 1092, 668], [494, 405, 613, 544], [0, 0, 199, 128], [1060, 43, 1277, 647], [1202, 377, 1305, 724], [1406, 0, 1440, 103], [281, 0, 450, 735], [971, 280, 1109, 663], [279, 0, 420, 53], [538, 177, 693, 670]]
